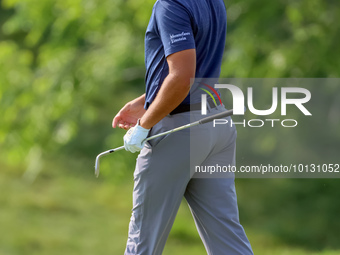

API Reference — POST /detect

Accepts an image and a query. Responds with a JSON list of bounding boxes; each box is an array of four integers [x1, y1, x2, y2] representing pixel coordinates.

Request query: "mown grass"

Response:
[[1, 159, 339, 255]]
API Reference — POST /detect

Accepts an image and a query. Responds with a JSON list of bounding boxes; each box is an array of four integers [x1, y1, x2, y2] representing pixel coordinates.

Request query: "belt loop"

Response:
[[206, 100, 213, 112]]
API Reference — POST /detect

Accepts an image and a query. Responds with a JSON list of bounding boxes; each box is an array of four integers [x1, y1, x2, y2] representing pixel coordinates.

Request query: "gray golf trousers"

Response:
[[124, 104, 253, 255]]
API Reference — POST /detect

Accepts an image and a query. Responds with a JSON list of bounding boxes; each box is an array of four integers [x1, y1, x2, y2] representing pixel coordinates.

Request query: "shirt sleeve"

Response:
[[154, 1, 196, 57]]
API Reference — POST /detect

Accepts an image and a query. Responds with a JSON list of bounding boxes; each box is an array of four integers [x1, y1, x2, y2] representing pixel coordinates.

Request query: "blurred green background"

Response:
[[1, 0, 339, 254]]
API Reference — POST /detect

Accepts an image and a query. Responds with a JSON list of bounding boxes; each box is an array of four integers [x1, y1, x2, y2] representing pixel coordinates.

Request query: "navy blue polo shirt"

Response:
[[144, 0, 227, 109]]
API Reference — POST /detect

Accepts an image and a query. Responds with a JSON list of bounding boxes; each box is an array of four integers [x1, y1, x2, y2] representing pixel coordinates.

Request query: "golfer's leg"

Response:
[[185, 177, 253, 255], [186, 139, 253, 254], [125, 120, 191, 255]]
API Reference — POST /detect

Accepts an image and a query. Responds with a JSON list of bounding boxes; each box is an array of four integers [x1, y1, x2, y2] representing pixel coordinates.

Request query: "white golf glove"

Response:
[[123, 119, 150, 153]]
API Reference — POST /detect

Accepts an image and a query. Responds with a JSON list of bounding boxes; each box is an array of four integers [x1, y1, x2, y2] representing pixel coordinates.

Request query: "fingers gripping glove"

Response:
[[124, 119, 150, 153]]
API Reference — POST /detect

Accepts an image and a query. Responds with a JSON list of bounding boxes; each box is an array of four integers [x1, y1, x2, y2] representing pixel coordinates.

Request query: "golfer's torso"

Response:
[[144, 0, 227, 109]]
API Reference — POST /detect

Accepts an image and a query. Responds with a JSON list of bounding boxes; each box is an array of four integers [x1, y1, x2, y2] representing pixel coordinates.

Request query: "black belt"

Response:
[[170, 100, 220, 115]]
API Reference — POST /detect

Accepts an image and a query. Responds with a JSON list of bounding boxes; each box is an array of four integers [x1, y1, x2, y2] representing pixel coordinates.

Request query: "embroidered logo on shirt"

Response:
[[170, 32, 191, 43]]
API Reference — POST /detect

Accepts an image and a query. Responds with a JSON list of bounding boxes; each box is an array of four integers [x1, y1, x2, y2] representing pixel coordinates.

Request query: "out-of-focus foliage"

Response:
[[223, 0, 340, 77], [0, 0, 154, 172], [1, 0, 340, 253]]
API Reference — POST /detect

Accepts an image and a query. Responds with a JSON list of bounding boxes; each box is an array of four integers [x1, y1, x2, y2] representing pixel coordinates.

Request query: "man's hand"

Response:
[[123, 119, 150, 153], [112, 94, 146, 130]]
